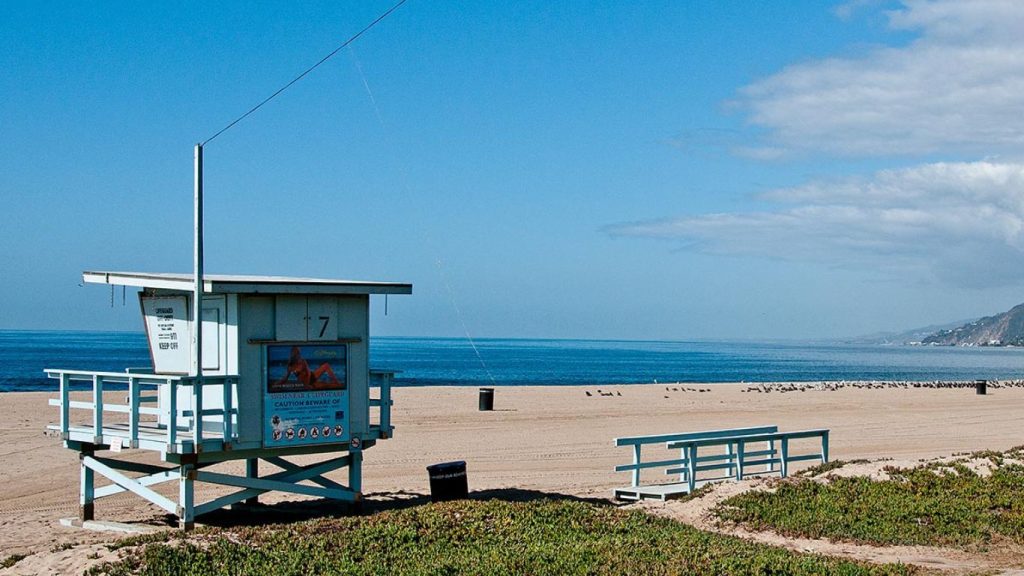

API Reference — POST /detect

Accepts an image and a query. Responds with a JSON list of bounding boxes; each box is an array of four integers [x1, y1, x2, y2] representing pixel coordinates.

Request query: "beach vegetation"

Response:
[[673, 482, 714, 502], [2, 554, 26, 568], [796, 459, 870, 477], [717, 450, 1024, 547], [85, 498, 916, 575]]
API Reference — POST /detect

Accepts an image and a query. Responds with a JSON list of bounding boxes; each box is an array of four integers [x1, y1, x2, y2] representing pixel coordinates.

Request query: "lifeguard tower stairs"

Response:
[[48, 271, 410, 529]]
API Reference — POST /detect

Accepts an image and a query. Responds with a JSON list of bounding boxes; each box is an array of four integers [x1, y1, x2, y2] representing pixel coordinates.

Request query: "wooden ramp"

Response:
[[614, 482, 694, 501], [614, 477, 728, 501]]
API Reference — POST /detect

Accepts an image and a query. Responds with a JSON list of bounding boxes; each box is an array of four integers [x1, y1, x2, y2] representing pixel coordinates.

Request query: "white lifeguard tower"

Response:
[[47, 270, 411, 529]]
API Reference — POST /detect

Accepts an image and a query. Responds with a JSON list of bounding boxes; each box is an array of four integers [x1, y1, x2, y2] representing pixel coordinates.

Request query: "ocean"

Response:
[[2, 330, 1024, 391]]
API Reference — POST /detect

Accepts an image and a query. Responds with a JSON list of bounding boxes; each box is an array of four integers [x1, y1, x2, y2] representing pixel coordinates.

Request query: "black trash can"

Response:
[[427, 461, 468, 502], [976, 379, 987, 395], [479, 387, 494, 411]]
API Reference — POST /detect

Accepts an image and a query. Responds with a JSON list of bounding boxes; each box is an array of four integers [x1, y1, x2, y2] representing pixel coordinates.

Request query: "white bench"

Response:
[[614, 425, 829, 501]]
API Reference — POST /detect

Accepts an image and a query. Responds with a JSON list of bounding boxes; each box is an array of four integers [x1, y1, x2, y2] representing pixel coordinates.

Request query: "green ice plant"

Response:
[[717, 448, 1024, 548], [87, 499, 916, 576]]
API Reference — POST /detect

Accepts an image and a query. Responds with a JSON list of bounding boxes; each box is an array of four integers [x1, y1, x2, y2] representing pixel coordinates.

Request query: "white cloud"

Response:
[[738, 0, 1024, 156], [628, 4, 1024, 288], [608, 161, 1024, 287]]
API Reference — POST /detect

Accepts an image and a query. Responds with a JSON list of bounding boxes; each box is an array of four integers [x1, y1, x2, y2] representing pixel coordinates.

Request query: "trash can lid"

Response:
[[427, 461, 466, 473]]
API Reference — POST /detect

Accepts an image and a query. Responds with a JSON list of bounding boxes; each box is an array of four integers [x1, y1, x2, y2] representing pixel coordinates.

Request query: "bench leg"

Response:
[[780, 438, 789, 478], [686, 445, 697, 492], [735, 440, 745, 481], [632, 445, 642, 487]]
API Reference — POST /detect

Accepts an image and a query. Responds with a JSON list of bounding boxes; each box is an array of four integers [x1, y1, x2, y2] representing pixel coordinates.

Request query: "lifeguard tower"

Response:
[[47, 270, 411, 529]]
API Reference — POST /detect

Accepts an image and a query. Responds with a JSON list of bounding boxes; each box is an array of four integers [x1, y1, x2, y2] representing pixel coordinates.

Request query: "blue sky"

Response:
[[3, 1, 1024, 340]]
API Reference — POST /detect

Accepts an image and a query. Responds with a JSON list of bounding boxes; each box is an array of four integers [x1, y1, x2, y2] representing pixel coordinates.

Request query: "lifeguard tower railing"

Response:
[[46, 368, 395, 529], [46, 369, 395, 453], [47, 370, 239, 454]]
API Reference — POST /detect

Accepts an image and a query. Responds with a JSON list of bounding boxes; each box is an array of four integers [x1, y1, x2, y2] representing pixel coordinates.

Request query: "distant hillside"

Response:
[[922, 304, 1024, 346], [843, 319, 975, 345]]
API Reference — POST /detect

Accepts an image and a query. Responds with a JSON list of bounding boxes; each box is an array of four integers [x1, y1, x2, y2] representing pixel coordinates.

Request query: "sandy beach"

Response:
[[1, 382, 1022, 570]]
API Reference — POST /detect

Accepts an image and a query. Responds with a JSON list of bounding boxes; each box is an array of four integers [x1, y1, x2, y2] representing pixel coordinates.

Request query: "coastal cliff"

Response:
[[922, 303, 1024, 346]]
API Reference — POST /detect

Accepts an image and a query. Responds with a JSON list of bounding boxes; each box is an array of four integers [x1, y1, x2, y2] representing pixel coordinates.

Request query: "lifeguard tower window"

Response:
[[142, 295, 227, 374], [46, 271, 410, 530]]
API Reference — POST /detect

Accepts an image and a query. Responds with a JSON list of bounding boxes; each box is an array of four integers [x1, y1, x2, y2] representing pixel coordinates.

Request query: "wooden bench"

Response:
[[614, 425, 829, 501]]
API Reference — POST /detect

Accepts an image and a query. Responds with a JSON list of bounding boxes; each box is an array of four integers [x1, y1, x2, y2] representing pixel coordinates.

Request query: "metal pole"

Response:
[[192, 144, 205, 443], [193, 144, 204, 378]]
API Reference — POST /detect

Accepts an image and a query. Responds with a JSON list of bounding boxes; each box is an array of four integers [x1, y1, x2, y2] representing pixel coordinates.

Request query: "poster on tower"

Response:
[[263, 343, 348, 447]]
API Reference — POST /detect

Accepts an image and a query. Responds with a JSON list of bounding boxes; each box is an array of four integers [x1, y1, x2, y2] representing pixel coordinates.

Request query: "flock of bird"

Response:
[[581, 379, 1024, 397], [585, 386, 712, 397], [585, 390, 622, 397], [741, 380, 1024, 393]]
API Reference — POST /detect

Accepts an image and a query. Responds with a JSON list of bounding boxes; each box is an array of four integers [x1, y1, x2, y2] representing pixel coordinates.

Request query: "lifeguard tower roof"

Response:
[[83, 270, 412, 295]]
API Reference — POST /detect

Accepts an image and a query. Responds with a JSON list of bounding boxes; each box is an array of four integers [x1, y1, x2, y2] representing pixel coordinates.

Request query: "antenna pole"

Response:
[[193, 144, 204, 378]]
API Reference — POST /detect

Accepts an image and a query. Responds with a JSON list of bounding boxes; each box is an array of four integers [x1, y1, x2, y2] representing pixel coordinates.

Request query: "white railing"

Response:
[[46, 369, 239, 450], [369, 369, 396, 439]]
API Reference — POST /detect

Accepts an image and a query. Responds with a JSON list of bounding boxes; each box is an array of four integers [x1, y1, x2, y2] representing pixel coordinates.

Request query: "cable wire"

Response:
[[348, 47, 499, 386], [202, 0, 407, 146]]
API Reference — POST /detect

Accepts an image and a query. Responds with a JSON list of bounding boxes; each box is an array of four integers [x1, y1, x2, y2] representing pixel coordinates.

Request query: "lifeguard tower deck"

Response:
[[48, 271, 411, 529]]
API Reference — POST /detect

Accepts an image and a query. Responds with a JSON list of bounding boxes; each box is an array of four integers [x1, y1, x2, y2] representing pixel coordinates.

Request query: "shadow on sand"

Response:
[[185, 488, 613, 529]]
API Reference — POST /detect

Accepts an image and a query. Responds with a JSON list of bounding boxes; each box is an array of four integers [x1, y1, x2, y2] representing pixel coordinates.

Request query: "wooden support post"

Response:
[[679, 446, 688, 483], [821, 431, 829, 464], [349, 445, 363, 495], [768, 439, 776, 473], [726, 441, 735, 473], [179, 464, 195, 531], [80, 446, 95, 521], [245, 459, 259, 505]]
